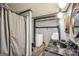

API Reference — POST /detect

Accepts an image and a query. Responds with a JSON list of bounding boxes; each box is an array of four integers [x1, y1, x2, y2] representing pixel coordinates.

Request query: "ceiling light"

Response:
[[58, 3, 67, 9]]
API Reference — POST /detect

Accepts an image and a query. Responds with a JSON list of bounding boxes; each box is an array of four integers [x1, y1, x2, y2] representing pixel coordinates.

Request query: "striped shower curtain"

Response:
[[0, 7, 26, 56]]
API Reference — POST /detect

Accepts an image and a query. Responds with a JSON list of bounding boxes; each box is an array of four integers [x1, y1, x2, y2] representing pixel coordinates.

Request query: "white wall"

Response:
[[36, 19, 59, 43]]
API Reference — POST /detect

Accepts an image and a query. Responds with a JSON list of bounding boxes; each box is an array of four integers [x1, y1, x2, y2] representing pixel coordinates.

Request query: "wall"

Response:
[[36, 19, 59, 43]]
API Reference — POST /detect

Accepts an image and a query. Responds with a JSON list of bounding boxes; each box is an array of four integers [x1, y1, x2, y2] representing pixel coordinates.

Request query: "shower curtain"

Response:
[[0, 7, 26, 56], [0, 7, 9, 55]]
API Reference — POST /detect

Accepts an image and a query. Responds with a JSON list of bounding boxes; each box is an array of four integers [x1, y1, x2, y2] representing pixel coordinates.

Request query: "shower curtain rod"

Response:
[[19, 9, 32, 14]]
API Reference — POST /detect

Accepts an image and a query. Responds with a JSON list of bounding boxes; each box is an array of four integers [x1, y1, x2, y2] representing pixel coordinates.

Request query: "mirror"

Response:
[[74, 13, 79, 38]]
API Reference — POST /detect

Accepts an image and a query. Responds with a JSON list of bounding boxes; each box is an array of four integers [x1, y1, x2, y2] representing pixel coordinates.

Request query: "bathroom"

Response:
[[0, 3, 79, 56]]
